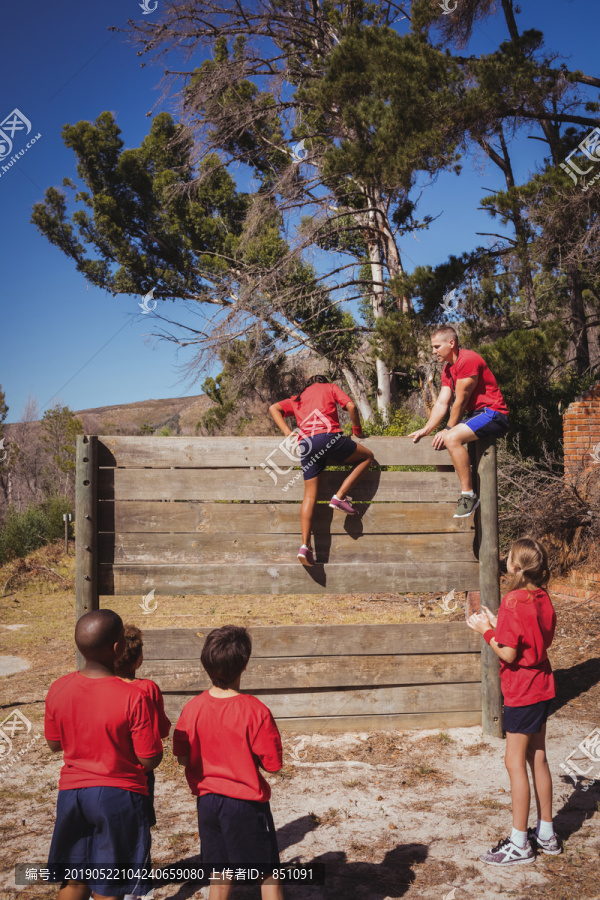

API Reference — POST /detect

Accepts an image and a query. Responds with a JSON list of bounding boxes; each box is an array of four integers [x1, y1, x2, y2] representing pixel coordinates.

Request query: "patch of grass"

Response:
[[465, 741, 490, 756], [342, 778, 361, 788], [414, 763, 437, 777], [167, 831, 196, 849], [436, 731, 454, 745], [479, 797, 505, 810]]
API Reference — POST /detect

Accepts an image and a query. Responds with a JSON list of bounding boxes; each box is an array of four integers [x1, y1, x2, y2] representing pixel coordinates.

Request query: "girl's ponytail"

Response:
[[507, 538, 550, 594], [293, 374, 329, 402]]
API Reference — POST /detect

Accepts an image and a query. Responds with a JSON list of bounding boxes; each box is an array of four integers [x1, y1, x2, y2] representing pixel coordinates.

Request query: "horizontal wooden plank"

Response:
[[100, 531, 476, 565], [98, 501, 475, 535], [98, 560, 480, 595], [140, 653, 481, 691], [162, 681, 481, 719], [97, 435, 453, 468], [98, 469, 459, 502], [275, 710, 482, 733], [142, 624, 481, 659]]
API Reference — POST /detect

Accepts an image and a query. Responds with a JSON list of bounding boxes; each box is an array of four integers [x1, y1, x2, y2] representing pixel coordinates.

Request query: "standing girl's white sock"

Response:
[[536, 819, 554, 840], [510, 827, 528, 848]]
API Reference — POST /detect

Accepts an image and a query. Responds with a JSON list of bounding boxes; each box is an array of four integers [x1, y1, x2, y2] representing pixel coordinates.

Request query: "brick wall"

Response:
[[563, 381, 600, 480]]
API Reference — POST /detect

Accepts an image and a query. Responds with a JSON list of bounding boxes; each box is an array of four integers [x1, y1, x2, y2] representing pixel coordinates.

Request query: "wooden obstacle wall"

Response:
[[75, 434, 502, 734]]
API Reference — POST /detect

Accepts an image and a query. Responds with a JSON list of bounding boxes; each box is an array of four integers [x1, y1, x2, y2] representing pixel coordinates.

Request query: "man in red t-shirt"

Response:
[[173, 625, 284, 899], [45, 610, 163, 900], [410, 326, 509, 517]]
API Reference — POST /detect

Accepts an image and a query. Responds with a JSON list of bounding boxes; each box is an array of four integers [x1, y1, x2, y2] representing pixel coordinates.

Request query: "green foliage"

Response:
[[0, 495, 73, 564], [356, 406, 426, 438], [139, 423, 154, 435], [40, 405, 83, 476], [477, 326, 595, 457], [157, 426, 173, 436]]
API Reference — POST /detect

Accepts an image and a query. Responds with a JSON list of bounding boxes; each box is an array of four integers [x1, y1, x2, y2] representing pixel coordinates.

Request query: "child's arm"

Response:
[[46, 740, 62, 753], [268, 402, 293, 437], [466, 611, 517, 663], [344, 400, 364, 439], [252, 715, 283, 773], [137, 750, 163, 769]]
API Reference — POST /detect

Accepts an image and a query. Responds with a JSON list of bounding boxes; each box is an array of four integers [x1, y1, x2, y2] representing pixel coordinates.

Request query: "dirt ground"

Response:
[[0, 545, 599, 900]]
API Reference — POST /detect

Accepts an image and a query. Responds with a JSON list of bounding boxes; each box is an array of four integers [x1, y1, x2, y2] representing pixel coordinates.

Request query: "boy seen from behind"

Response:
[[45, 610, 163, 900], [173, 625, 284, 900]]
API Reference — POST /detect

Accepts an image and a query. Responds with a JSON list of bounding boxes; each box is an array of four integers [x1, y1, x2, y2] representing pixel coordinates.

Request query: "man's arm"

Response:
[[446, 376, 477, 428], [409, 386, 453, 442]]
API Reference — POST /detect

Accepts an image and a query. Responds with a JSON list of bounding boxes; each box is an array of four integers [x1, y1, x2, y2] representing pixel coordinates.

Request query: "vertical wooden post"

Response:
[[476, 439, 503, 737], [75, 435, 98, 670]]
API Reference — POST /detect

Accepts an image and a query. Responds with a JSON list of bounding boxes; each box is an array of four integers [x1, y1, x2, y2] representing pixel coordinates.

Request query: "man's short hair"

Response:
[[431, 325, 459, 345], [201, 625, 252, 688]]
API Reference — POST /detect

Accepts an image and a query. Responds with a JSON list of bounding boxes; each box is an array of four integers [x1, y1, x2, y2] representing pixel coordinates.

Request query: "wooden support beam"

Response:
[[75, 435, 98, 669], [477, 439, 503, 737]]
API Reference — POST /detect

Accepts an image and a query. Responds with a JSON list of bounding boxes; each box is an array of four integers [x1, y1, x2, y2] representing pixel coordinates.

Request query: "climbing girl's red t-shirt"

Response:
[[173, 691, 282, 802], [441, 348, 509, 415], [494, 588, 556, 707], [133, 677, 171, 739], [45, 672, 163, 794], [278, 383, 352, 436]]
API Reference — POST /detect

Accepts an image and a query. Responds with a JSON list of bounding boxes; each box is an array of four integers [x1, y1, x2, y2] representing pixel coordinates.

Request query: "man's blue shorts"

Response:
[[463, 407, 509, 439], [47, 786, 151, 896], [300, 432, 357, 480], [196, 793, 280, 872]]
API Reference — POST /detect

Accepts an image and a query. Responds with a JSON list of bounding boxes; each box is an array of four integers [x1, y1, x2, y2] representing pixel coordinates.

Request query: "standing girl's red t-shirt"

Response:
[[278, 383, 352, 436], [494, 588, 556, 706]]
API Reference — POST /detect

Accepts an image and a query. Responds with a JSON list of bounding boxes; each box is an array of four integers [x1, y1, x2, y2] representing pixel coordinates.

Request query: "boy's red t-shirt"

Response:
[[278, 383, 352, 436], [441, 348, 509, 415], [173, 692, 282, 802], [45, 673, 163, 794], [134, 678, 171, 739], [494, 588, 556, 706]]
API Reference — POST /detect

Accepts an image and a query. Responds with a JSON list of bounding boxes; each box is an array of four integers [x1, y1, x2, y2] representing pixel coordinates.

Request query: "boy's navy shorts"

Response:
[[503, 699, 552, 734], [462, 407, 509, 439], [196, 793, 280, 872], [300, 432, 357, 480], [47, 786, 151, 896]]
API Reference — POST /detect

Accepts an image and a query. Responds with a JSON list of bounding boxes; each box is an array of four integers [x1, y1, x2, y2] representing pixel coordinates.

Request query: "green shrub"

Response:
[[0, 496, 74, 564]]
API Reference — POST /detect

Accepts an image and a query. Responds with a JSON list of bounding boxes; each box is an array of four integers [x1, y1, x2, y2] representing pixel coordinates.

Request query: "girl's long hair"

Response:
[[506, 538, 550, 597], [293, 374, 329, 401]]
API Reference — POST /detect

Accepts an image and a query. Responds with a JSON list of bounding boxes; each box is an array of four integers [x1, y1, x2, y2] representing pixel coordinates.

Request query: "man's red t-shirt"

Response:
[[278, 383, 352, 436], [173, 692, 282, 802], [441, 349, 509, 415], [494, 588, 556, 706], [45, 673, 163, 794], [133, 678, 171, 739]]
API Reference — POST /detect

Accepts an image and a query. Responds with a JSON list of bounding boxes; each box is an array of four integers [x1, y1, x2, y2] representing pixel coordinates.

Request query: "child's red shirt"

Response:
[[45, 672, 163, 794], [134, 678, 171, 738], [494, 588, 556, 706], [173, 691, 282, 802], [278, 383, 352, 436]]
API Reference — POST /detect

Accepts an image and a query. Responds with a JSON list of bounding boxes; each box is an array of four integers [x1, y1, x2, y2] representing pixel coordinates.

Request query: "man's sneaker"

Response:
[[454, 494, 480, 518], [329, 495, 358, 515], [298, 545, 315, 566], [528, 827, 562, 855], [480, 836, 535, 866]]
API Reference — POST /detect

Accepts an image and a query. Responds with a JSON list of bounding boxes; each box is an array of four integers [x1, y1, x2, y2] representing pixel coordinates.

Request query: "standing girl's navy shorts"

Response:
[[197, 793, 280, 872], [503, 699, 553, 734], [463, 407, 509, 439], [300, 432, 357, 480]]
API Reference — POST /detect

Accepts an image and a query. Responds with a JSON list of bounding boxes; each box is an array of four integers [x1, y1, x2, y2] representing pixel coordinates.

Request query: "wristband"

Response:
[[483, 629, 495, 645], [352, 426, 362, 436]]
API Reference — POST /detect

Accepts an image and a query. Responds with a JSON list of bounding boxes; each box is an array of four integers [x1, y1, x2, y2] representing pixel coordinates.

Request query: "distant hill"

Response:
[[74, 394, 214, 436]]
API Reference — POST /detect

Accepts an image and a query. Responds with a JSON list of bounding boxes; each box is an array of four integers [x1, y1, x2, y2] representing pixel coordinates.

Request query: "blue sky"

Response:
[[0, 0, 598, 423]]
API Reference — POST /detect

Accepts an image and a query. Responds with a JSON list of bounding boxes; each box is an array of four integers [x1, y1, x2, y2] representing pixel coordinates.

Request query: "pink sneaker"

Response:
[[297, 545, 315, 566], [329, 495, 358, 515]]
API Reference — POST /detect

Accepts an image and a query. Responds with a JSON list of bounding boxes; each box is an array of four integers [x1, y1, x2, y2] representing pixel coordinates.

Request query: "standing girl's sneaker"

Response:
[[528, 828, 562, 855], [297, 545, 315, 566], [480, 836, 535, 866], [329, 494, 358, 515]]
